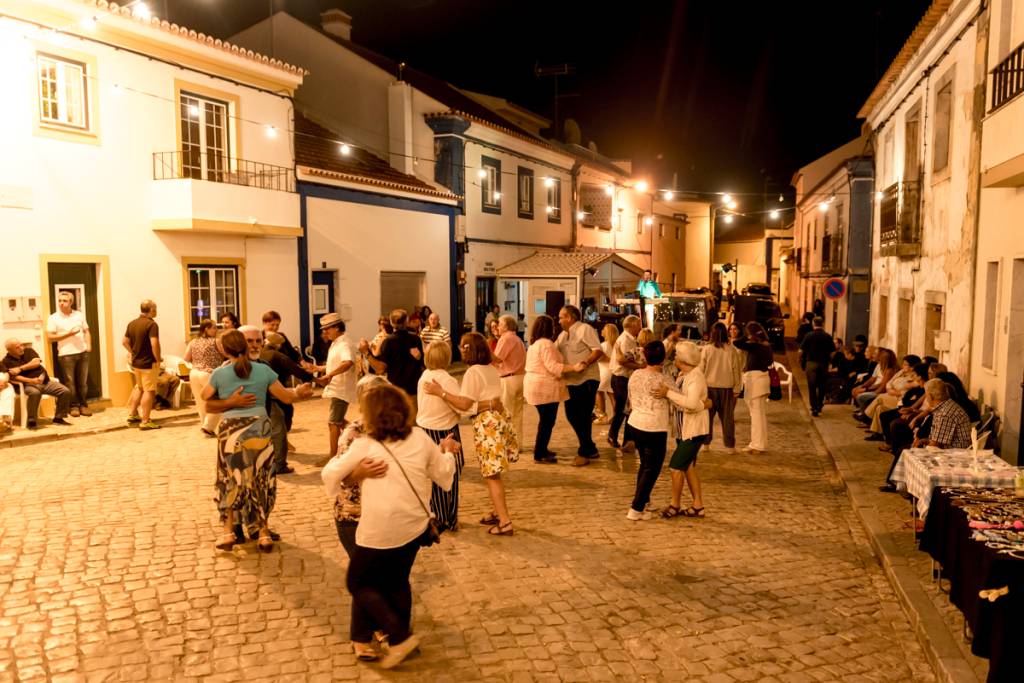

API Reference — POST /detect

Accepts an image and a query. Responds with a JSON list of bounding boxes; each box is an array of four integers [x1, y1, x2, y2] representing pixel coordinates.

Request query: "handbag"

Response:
[[768, 366, 782, 401], [375, 439, 442, 547]]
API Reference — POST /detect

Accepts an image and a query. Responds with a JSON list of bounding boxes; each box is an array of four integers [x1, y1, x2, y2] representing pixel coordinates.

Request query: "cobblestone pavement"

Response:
[[0, 384, 936, 682]]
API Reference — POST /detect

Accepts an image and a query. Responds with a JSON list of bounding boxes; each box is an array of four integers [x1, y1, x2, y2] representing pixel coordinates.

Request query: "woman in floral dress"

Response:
[[424, 332, 518, 536]]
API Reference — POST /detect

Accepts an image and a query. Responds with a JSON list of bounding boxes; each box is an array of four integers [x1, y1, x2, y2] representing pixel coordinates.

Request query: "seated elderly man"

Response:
[[912, 378, 973, 450], [2, 338, 72, 429], [0, 371, 14, 435]]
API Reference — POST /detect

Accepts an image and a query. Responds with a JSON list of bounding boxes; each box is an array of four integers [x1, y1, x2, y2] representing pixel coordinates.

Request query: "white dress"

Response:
[[598, 340, 612, 393]]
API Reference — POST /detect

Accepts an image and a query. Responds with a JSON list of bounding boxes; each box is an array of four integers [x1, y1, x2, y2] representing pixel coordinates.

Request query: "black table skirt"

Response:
[[919, 488, 1024, 683]]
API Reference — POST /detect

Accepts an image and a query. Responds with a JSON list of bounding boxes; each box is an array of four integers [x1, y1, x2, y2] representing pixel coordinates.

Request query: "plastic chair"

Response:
[[161, 355, 191, 409], [16, 388, 55, 428], [772, 361, 793, 402]]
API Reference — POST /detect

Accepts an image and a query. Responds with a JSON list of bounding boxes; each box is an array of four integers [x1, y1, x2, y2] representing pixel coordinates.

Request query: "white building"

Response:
[[970, 0, 1024, 463], [294, 112, 460, 349], [0, 0, 304, 404], [232, 10, 711, 334], [859, 0, 985, 372], [790, 136, 873, 341]]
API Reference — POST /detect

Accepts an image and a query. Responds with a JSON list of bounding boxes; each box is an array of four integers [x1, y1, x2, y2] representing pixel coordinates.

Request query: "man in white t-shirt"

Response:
[[556, 305, 604, 466], [316, 313, 356, 460], [46, 291, 92, 416]]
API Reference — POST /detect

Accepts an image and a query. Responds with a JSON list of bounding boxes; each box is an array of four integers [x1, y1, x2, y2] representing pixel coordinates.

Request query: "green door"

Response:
[[46, 262, 102, 400]]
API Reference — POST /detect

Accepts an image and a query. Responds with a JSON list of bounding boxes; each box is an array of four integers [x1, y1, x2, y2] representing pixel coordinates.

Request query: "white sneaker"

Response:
[[626, 508, 652, 521], [380, 633, 421, 669]]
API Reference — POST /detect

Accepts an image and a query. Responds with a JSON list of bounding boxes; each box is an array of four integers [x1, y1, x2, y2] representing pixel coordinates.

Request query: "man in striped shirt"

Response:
[[420, 313, 451, 349]]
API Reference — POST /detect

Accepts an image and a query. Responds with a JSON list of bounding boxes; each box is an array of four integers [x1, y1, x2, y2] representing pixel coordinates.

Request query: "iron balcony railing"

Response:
[[878, 179, 921, 258], [991, 41, 1024, 112], [153, 150, 295, 193]]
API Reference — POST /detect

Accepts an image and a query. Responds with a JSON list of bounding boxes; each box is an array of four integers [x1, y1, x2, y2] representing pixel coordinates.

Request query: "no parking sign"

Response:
[[823, 277, 846, 300]]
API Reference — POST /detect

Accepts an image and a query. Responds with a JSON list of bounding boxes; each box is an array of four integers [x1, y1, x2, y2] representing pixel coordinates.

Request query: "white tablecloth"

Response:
[[890, 448, 1016, 516]]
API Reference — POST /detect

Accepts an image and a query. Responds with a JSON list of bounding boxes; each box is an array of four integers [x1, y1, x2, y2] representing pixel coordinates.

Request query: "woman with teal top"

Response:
[[203, 330, 312, 552]]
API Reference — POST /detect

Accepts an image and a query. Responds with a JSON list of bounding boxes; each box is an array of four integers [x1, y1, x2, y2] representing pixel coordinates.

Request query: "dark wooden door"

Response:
[[46, 262, 101, 399], [310, 271, 335, 363], [545, 290, 566, 318]]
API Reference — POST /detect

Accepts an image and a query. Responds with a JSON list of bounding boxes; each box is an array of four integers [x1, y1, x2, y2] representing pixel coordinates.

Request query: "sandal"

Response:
[[258, 534, 274, 553], [479, 512, 500, 526], [353, 641, 378, 661], [488, 521, 514, 536], [661, 505, 681, 519], [682, 506, 706, 518], [215, 533, 236, 551]]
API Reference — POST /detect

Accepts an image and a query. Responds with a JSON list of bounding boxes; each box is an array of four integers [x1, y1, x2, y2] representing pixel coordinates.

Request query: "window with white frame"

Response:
[[188, 265, 239, 330], [517, 166, 533, 219], [546, 178, 561, 223], [37, 53, 88, 129], [481, 156, 501, 214], [180, 91, 229, 182]]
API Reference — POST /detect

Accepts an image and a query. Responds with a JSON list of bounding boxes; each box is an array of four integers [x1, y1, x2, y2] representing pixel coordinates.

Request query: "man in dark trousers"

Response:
[[799, 317, 835, 417], [359, 309, 424, 396]]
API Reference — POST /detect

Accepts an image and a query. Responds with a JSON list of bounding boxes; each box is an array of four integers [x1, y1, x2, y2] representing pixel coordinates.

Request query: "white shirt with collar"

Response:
[[557, 321, 601, 386]]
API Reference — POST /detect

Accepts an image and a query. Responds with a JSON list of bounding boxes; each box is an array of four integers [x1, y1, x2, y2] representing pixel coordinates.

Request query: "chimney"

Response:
[[320, 9, 353, 41]]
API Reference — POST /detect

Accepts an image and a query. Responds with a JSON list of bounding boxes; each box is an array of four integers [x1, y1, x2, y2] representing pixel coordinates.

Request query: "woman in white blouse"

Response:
[[625, 340, 674, 521], [662, 341, 712, 518], [321, 383, 458, 669], [416, 341, 464, 531], [424, 332, 519, 536]]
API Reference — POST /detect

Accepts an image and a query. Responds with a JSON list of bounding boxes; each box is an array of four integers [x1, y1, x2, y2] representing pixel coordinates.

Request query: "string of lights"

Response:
[[8, 6, 870, 217]]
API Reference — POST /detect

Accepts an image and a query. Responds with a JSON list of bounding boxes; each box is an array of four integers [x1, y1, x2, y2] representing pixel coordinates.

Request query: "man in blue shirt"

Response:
[[637, 270, 662, 298]]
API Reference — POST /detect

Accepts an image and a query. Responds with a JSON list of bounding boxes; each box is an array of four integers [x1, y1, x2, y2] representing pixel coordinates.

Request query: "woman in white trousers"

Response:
[[733, 322, 773, 454]]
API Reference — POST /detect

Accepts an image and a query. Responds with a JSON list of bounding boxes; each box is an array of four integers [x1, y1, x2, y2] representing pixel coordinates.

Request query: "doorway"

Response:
[[1003, 259, 1024, 464], [46, 262, 102, 400], [310, 270, 336, 364], [475, 277, 496, 332], [923, 302, 943, 360]]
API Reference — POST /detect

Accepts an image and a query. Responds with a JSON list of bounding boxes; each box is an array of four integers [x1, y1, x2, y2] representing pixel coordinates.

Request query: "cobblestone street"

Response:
[[0, 390, 936, 682]]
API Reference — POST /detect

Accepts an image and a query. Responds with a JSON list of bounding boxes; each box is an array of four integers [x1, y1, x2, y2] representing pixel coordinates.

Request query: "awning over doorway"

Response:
[[496, 250, 643, 279]]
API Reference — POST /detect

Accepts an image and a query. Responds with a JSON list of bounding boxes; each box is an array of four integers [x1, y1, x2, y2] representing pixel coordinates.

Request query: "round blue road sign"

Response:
[[823, 277, 846, 300]]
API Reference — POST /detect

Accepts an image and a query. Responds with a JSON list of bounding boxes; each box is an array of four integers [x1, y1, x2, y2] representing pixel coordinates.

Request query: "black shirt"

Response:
[[378, 329, 424, 395], [733, 338, 773, 372], [259, 348, 314, 388], [899, 386, 925, 409], [2, 348, 48, 382], [795, 323, 813, 344], [125, 316, 159, 369], [800, 329, 835, 366]]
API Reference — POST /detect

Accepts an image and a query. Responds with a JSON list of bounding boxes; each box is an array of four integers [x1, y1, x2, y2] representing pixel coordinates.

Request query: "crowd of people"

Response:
[[796, 314, 981, 494]]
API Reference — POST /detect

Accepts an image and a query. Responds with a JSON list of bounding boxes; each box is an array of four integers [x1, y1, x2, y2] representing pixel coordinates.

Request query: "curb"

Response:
[[0, 410, 199, 450], [784, 351, 981, 683]]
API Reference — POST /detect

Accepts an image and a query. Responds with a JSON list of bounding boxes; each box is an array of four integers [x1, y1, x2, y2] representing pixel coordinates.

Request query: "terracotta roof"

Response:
[[497, 251, 642, 277], [294, 112, 460, 200], [76, 1, 307, 76], [857, 0, 954, 119]]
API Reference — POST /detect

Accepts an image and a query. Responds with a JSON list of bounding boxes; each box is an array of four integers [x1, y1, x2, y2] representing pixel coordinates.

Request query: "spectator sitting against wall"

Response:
[[2, 338, 72, 429]]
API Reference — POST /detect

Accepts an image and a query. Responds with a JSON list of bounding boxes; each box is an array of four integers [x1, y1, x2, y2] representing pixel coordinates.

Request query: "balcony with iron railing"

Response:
[[878, 180, 921, 258], [153, 150, 295, 192], [991, 41, 1024, 112], [149, 150, 301, 237]]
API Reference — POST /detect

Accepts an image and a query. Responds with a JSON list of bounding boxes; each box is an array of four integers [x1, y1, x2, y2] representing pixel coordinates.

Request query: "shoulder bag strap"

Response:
[[375, 438, 435, 520]]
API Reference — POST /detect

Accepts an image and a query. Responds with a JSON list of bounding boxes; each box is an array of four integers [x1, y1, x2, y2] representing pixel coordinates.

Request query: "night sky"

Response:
[[163, 0, 931, 202]]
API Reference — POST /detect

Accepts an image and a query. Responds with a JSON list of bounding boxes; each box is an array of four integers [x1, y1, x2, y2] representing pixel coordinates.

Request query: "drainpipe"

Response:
[[569, 160, 582, 251]]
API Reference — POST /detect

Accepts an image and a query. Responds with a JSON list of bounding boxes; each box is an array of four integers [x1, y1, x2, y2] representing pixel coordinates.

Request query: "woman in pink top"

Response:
[[523, 315, 585, 464]]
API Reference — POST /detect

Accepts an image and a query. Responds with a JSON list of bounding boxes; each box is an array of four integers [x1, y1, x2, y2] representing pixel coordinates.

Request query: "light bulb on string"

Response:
[[770, 210, 780, 220], [339, 143, 351, 156], [662, 191, 674, 200], [544, 177, 555, 188], [477, 169, 487, 179], [723, 214, 734, 224]]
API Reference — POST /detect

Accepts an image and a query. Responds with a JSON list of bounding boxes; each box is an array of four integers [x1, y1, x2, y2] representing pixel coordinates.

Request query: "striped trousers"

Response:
[[421, 425, 464, 531]]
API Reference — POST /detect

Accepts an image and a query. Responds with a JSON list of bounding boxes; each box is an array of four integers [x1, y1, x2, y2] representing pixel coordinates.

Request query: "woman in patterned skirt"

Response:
[[203, 330, 311, 552], [416, 341, 464, 531], [424, 332, 518, 536]]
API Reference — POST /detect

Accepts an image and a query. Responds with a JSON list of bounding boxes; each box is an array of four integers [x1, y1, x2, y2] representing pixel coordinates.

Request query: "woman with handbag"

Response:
[[323, 383, 458, 669], [733, 322, 773, 455], [423, 332, 519, 536]]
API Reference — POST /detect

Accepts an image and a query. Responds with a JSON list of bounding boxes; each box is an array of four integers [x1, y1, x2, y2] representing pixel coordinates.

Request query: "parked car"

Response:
[[742, 282, 772, 297], [732, 294, 789, 349]]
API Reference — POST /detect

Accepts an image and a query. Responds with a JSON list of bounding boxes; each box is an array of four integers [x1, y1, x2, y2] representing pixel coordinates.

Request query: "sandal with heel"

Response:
[[479, 512, 500, 526], [488, 521, 514, 536], [682, 506, 706, 518]]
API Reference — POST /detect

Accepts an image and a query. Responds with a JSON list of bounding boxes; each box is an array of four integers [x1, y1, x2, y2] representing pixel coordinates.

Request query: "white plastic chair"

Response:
[[772, 361, 793, 402], [17, 389, 55, 428], [161, 355, 191, 409]]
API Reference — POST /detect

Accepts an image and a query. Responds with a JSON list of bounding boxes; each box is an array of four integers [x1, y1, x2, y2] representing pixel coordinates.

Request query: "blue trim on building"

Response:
[[297, 180, 459, 350]]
